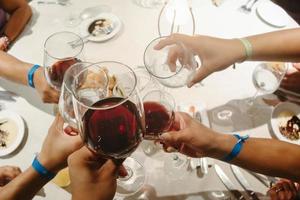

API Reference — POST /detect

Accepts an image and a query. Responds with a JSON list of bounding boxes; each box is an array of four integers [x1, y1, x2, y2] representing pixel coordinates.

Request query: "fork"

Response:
[[239, 0, 252, 12], [69, 26, 113, 48]]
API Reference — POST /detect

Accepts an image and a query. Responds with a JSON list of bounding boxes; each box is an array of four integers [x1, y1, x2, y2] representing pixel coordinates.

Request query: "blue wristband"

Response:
[[32, 156, 56, 179], [27, 64, 40, 88], [223, 134, 249, 162]]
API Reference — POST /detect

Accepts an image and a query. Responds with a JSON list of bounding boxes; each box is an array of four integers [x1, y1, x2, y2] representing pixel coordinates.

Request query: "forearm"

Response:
[[209, 133, 300, 181], [0, 167, 49, 200], [246, 28, 300, 62], [4, 4, 32, 41], [0, 51, 38, 85]]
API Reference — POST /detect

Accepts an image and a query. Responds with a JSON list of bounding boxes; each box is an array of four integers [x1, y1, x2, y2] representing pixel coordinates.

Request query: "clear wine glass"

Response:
[[70, 61, 146, 197], [247, 62, 288, 114], [142, 89, 189, 178], [144, 36, 198, 88], [58, 62, 108, 129], [43, 31, 84, 91]]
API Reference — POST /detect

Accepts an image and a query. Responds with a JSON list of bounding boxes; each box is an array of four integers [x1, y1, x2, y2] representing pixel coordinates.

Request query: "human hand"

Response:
[[280, 63, 300, 94], [68, 147, 119, 200], [33, 67, 59, 103], [268, 179, 300, 200], [0, 166, 21, 187], [155, 34, 245, 87], [159, 112, 218, 157], [38, 114, 83, 173]]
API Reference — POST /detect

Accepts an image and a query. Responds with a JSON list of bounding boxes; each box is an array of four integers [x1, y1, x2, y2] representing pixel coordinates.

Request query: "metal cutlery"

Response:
[[239, 0, 259, 14], [69, 26, 113, 48], [247, 171, 277, 188], [37, 1, 68, 6], [215, 164, 247, 200], [231, 165, 260, 200]]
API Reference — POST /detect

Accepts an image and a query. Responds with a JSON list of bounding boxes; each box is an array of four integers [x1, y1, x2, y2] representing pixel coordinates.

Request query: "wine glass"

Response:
[[43, 31, 84, 91], [247, 62, 288, 114], [70, 61, 146, 197], [144, 36, 198, 88], [142, 89, 189, 178], [58, 62, 108, 129]]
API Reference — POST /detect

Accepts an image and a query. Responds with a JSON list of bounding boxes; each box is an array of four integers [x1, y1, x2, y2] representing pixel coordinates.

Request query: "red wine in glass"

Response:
[[143, 101, 174, 140], [47, 58, 79, 89], [82, 97, 143, 159]]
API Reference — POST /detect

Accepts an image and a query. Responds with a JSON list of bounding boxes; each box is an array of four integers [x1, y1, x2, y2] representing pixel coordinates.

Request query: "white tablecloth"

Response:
[[0, 0, 298, 199]]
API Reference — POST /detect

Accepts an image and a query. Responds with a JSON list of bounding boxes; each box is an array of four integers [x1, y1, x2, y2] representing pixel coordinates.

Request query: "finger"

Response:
[[118, 164, 128, 177], [267, 187, 278, 200], [166, 47, 180, 72], [281, 182, 293, 200], [286, 181, 298, 199], [64, 126, 79, 136], [292, 63, 300, 71], [154, 37, 177, 50], [187, 65, 211, 88], [276, 184, 285, 200]]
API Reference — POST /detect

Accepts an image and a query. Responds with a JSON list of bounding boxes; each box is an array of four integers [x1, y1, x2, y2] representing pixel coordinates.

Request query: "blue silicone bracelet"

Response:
[[27, 64, 40, 88], [32, 156, 55, 179], [223, 134, 249, 162]]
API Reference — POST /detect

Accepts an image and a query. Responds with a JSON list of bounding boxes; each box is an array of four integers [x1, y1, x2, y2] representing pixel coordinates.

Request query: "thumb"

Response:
[[160, 130, 185, 144], [187, 65, 211, 88]]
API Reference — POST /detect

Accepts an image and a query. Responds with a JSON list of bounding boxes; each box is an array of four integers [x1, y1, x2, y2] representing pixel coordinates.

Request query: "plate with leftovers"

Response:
[[271, 102, 300, 145], [0, 110, 25, 157], [79, 12, 122, 42]]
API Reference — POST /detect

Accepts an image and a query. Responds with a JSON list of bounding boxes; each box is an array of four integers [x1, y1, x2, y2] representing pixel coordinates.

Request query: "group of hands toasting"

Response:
[[2, 29, 300, 200]]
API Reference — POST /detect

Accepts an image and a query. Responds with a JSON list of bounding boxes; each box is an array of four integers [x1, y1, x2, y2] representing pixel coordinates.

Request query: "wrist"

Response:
[[33, 67, 44, 88], [229, 38, 248, 63], [205, 133, 236, 159], [37, 153, 61, 174]]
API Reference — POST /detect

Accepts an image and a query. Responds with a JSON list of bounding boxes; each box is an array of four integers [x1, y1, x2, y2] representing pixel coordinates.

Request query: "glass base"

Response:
[[163, 153, 189, 180], [116, 157, 146, 197]]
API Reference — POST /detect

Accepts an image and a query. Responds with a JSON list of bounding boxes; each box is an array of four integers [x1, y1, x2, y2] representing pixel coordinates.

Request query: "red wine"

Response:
[[82, 97, 143, 159], [47, 58, 78, 89], [143, 101, 173, 140]]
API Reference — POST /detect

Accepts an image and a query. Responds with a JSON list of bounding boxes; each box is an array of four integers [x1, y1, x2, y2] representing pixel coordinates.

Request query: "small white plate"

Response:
[[256, 1, 289, 28], [0, 110, 25, 157], [80, 13, 122, 42], [271, 102, 300, 145]]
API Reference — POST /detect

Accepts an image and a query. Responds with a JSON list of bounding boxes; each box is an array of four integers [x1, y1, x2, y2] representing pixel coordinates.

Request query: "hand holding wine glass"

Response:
[[160, 112, 218, 158], [68, 147, 119, 200]]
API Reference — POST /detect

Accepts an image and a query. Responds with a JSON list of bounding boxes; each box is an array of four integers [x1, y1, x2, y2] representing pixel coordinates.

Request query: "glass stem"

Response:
[[248, 89, 259, 106]]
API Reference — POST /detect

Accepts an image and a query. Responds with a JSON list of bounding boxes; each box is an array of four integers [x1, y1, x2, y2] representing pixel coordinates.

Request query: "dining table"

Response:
[[0, 0, 298, 199]]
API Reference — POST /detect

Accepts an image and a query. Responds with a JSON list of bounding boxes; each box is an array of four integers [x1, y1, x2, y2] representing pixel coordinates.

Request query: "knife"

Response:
[[214, 164, 246, 200], [231, 165, 260, 200]]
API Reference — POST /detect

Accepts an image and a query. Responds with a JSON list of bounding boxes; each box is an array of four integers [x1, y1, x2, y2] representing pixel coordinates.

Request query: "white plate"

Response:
[[0, 110, 25, 157], [256, 1, 289, 28], [271, 102, 300, 145], [80, 13, 122, 42]]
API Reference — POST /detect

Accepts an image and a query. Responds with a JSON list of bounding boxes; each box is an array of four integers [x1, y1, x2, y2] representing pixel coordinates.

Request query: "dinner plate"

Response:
[[0, 110, 25, 157], [80, 12, 122, 42], [256, 1, 289, 28], [271, 102, 300, 145]]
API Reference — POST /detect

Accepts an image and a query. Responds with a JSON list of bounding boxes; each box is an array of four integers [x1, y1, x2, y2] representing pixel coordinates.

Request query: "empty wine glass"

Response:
[[43, 31, 84, 91], [144, 36, 197, 88], [70, 61, 146, 197], [247, 62, 288, 114], [133, 0, 165, 8]]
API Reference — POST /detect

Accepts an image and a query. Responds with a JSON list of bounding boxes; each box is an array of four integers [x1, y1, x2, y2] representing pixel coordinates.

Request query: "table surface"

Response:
[[0, 0, 298, 199]]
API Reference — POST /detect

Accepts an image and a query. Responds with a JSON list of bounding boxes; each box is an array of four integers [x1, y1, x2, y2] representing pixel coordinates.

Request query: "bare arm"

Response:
[[161, 112, 300, 182], [156, 28, 300, 86], [0, 0, 32, 42], [0, 51, 59, 103]]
